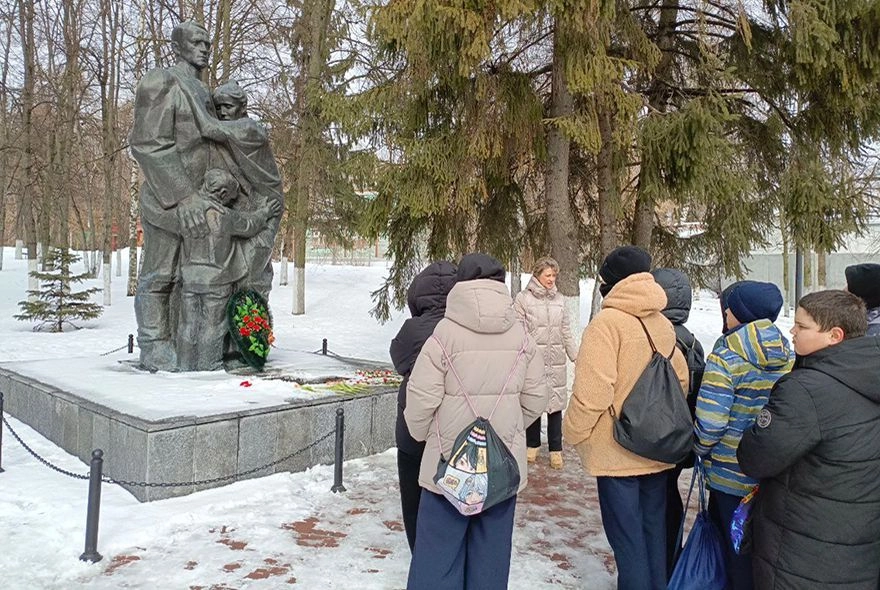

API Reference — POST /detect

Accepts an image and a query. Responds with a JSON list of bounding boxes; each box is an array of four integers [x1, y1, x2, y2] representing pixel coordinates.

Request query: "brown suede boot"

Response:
[[549, 451, 563, 470], [527, 447, 539, 464]]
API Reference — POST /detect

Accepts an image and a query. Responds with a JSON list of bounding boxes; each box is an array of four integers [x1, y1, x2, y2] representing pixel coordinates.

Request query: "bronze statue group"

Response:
[[130, 21, 283, 372]]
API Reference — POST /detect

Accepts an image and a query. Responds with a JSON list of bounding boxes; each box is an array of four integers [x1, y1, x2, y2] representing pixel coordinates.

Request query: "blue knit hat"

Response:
[[726, 281, 783, 324]]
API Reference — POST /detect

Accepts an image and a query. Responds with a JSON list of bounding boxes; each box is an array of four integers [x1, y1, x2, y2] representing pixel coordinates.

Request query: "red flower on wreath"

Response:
[[230, 291, 274, 366]]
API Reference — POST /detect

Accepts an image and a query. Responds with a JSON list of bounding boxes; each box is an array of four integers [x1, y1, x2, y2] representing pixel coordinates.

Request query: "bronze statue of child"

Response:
[[176, 168, 282, 371]]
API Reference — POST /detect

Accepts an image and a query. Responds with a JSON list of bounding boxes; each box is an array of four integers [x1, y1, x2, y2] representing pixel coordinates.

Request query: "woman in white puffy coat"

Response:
[[514, 257, 578, 469]]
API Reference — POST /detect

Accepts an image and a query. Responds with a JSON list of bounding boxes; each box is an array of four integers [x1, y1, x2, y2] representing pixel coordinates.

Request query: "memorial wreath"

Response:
[[227, 290, 274, 370]]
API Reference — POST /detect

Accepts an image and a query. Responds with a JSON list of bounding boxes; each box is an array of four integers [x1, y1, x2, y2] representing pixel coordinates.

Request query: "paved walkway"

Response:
[[94, 447, 621, 589]]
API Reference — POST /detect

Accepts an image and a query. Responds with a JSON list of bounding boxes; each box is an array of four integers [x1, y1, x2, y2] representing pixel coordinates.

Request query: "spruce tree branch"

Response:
[[673, 17, 738, 31], [701, 0, 741, 20], [629, 2, 738, 21], [527, 63, 553, 78]]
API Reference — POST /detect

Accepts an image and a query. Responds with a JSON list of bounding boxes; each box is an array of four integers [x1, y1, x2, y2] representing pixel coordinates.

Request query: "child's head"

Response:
[[202, 168, 239, 206], [792, 290, 867, 356], [845, 263, 880, 310], [725, 281, 783, 331], [212, 80, 248, 121]]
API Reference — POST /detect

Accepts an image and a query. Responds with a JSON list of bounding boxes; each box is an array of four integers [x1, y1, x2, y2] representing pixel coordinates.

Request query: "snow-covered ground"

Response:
[[0, 247, 793, 589]]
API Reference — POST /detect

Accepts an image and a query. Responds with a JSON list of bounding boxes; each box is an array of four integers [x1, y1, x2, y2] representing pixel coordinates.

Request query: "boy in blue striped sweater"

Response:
[[694, 281, 794, 590]]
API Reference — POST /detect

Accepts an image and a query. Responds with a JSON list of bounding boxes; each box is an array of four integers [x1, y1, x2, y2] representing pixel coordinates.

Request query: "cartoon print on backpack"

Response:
[[437, 420, 495, 513]]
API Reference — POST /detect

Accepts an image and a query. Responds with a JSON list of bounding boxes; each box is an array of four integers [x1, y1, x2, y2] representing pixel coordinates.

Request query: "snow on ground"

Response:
[[0, 247, 794, 589]]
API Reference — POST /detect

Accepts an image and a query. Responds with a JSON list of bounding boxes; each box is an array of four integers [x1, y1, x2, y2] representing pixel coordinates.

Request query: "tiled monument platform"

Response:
[[0, 349, 397, 501]]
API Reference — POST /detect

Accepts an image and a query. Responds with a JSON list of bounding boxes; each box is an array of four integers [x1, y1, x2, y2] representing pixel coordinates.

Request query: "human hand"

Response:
[[201, 119, 227, 142], [177, 194, 221, 238], [267, 199, 282, 218]]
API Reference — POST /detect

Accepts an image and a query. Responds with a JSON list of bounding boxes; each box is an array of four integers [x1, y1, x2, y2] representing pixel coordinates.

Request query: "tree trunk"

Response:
[[817, 248, 826, 288], [509, 255, 521, 296], [127, 155, 140, 296], [544, 22, 581, 347], [291, 0, 334, 315], [0, 20, 10, 272], [18, 0, 38, 298], [596, 105, 618, 257], [593, 102, 621, 322], [545, 24, 580, 300], [632, 0, 679, 252], [781, 216, 790, 317], [804, 247, 812, 293], [210, 0, 233, 84], [99, 0, 120, 306]]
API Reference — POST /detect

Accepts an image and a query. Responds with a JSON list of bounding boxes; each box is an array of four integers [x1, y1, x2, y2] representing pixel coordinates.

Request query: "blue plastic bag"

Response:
[[668, 462, 726, 590], [730, 485, 758, 555]]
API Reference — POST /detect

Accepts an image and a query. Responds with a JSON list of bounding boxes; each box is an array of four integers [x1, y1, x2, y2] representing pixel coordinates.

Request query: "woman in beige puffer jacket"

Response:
[[514, 257, 578, 469], [405, 253, 549, 590]]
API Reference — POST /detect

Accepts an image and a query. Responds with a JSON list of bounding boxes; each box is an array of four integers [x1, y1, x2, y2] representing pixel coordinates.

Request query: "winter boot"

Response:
[[527, 447, 539, 464], [549, 451, 564, 470]]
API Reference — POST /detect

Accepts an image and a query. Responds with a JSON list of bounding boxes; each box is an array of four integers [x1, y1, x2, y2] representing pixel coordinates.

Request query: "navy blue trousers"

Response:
[[597, 471, 668, 590], [407, 489, 516, 590], [708, 489, 754, 590]]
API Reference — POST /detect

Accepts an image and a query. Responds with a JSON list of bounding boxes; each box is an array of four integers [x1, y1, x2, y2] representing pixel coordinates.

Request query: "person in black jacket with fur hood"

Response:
[[389, 261, 457, 552], [738, 290, 880, 590]]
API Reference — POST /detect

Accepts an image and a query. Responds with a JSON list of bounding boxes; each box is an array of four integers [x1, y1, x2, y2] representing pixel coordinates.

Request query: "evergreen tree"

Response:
[[354, 0, 880, 320], [15, 248, 103, 332]]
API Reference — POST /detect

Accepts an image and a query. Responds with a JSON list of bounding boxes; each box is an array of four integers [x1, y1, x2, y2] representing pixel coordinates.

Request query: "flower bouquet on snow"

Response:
[[227, 290, 275, 370]]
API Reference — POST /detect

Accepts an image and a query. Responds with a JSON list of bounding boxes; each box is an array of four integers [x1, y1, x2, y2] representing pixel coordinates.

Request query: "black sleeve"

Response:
[[737, 376, 821, 480], [390, 320, 417, 376]]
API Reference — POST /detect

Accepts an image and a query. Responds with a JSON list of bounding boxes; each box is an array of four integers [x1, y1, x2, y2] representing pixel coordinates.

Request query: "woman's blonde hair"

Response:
[[532, 256, 560, 277]]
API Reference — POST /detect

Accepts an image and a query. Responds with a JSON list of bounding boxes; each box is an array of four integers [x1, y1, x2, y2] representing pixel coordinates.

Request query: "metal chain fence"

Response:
[[1, 415, 91, 480], [102, 430, 334, 488], [99, 334, 136, 357], [1, 413, 334, 488], [99, 344, 129, 356], [1, 391, 347, 564]]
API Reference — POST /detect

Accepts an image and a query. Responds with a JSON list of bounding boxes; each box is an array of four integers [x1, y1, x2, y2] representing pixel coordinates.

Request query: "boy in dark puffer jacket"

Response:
[[738, 290, 880, 590], [389, 261, 457, 552], [651, 268, 706, 576]]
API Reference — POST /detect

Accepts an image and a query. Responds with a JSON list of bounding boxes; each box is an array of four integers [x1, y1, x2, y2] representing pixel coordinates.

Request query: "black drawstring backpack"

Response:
[[610, 318, 693, 464], [430, 333, 525, 516]]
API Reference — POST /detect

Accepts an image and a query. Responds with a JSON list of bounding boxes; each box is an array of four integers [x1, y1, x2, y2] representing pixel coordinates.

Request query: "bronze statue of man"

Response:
[[130, 21, 220, 371]]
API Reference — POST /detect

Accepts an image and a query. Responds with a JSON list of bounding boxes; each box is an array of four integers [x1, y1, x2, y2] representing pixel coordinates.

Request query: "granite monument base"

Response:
[[0, 362, 396, 502]]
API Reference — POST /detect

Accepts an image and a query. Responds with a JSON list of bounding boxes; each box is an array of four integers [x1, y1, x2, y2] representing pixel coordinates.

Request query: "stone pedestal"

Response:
[[0, 366, 396, 501]]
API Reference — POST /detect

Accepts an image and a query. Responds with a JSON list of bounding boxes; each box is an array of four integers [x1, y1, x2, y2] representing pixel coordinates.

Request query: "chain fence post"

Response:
[[0, 391, 5, 473], [331, 407, 346, 493], [80, 449, 104, 563]]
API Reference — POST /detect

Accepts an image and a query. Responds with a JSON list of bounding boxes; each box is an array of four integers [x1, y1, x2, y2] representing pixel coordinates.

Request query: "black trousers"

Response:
[[525, 411, 562, 451], [397, 447, 424, 553]]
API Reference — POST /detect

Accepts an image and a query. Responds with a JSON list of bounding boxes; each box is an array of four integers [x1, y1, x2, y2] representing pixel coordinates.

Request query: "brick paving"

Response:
[[94, 448, 650, 589]]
